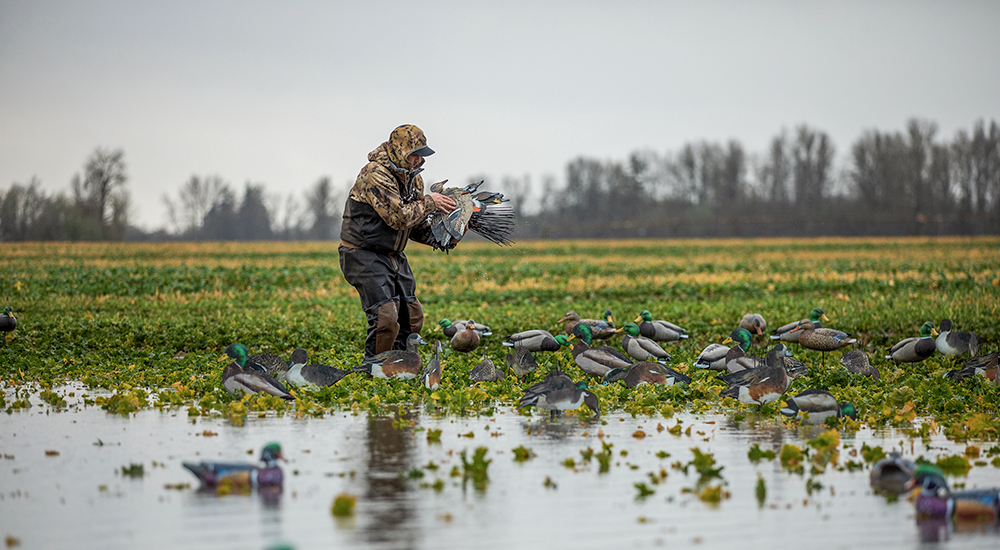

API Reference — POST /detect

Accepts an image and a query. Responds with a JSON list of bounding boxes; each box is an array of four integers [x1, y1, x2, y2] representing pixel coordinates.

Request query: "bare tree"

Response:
[[304, 176, 340, 240], [163, 175, 230, 234], [79, 148, 129, 238]]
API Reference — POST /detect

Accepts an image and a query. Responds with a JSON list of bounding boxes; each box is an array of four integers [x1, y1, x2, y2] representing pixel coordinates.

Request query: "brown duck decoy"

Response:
[[789, 319, 856, 353], [718, 345, 792, 407], [935, 319, 979, 357], [886, 321, 938, 363], [353, 333, 426, 380], [470, 355, 505, 383], [840, 350, 880, 380], [450, 321, 481, 353], [604, 361, 691, 388], [558, 310, 616, 340]]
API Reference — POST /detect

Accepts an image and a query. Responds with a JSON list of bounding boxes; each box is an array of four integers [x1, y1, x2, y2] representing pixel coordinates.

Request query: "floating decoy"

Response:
[[869, 451, 915, 495], [718, 345, 792, 407], [222, 344, 295, 400], [694, 328, 751, 371], [604, 361, 691, 388], [518, 370, 599, 419], [771, 308, 828, 343], [944, 352, 999, 385], [739, 313, 768, 336], [621, 322, 673, 363], [353, 333, 425, 380], [935, 319, 979, 357], [886, 321, 938, 363], [470, 355, 505, 383], [183, 442, 284, 490], [421, 341, 443, 390], [570, 323, 633, 377], [436, 319, 492, 338], [502, 330, 570, 352], [450, 321, 481, 352], [558, 310, 616, 340], [779, 389, 856, 425], [0, 306, 15, 345], [634, 310, 687, 342], [840, 350, 880, 380], [506, 345, 539, 381], [284, 348, 351, 389], [906, 464, 1000, 522]]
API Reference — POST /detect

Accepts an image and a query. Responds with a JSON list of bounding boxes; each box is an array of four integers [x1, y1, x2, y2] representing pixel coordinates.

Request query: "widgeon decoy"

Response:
[[779, 389, 856, 425], [571, 323, 633, 377], [222, 344, 295, 400], [506, 345, 539, 381], [470, 355, 505, 383], [694, 328, 751, 371], [739, 313, 768, 336], [353, 333, 426, 380], [840, 350, 880, 380], [502, 330, 570, 352], [450, 321, 481, 353], [558, 310, 617, 340], [421, 341, 443, 390], [886, 321, 938, 363], [869, 451, 915, 495], [906, 463, 1000, 523], [718, 345, 792, 408], [284, 348, 352, 389], [634, 310, 687, 342], [935, 319, 979, 357], [0, 306, 15, 345], [604, 361, 691, 388], [436, 319, 492, 338], [621, 322, 673, 363], [183, 442, 284, 490], [519, 370, 599, 419], [771, 308, 828, 343], [944, 352, 999, 385]]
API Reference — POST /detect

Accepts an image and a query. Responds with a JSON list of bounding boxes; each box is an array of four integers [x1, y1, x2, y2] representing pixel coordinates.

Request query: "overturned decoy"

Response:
[[222, 344, 295, 400], [285, 348, 351, 389], [470, 355, 505, 383], [353, 333, 425, 380], [604, 361, 691, 388], [779, 389, 856, 425], [771, 307, 828, 343], [840, 350, 880, 380], [183, 442, 284, 490], [935, 319, 979, 357], [886, 321, 937, 363], [223, 345, 288, 380], [621, 322, 673, 363]]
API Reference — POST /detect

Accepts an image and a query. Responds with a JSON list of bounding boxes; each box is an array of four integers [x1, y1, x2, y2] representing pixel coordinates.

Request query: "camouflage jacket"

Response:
[[340, 129, 436, 253]]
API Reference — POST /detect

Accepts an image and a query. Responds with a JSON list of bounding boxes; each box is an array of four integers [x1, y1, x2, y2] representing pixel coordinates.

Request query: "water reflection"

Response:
[[360, 410, 418, 549], [917, 517, 1000, 544]]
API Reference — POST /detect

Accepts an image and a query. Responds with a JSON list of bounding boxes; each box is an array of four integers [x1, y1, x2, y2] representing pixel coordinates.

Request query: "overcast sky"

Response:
[[2, 0, 998, 230]]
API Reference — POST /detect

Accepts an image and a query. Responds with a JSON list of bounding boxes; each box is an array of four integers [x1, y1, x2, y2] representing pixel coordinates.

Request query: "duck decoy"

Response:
[[944, 352, 999, 385], [436, 319, 492, 338], [506, 345, 539, 381], [421, 341, 443, 390], [634, 310, 687, 342], [771, 308, 828, 343], [788, 319, 857, 364], [183, 442, 284, 490], [557, 310, 616, 340], [779, 389, 856, 425], [935, 319, 979, 357], [571, 323, 633, 377], [886, 321, 938, 363], [353, 333, 426, 380], [470, 355, 505, 383], [739, 313, 768, 337], [519, 370, 599, 419], [450, 321, 481, 352], [840, 350, 880, 380], [604, 361, 691, 388], [284, 348, 351, 389], [426, 181, 514, 250], [694, 328, 751, 371], [718, 345, 792, 408], [621, 322, 673, 363], [502, 330, 570, 352], [0, 306, 15, 345], [906, 464, 1000, 523], [869, 451, 915, 495], [225, 346, 290, 381], [222, 344, 295, 400]]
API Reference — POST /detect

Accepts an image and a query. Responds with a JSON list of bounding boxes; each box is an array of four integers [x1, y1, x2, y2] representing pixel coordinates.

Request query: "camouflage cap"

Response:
[[388, 124, 434, 168]]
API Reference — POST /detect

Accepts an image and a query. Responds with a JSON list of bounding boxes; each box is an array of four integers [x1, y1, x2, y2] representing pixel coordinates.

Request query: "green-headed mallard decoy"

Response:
[[771, 307, 829, 343], [905, 463, 1000, 522], [571, 323, 633, 378], [694, 328, 751, 371], [634, 310, 687, 342], [506, 345, 539, 381], [450, 320, 481, 353], [502, 330, 570, 352], [621, 322, 673, 363], [779, 389, 856, 425], [869, 451, 915, 495], [353, 333, 426, 380], [840, 350, 880, 380], [470, 354, 505, 383], [519, 370, 599, 419], [935, 318, 979, 357], [944, 352, 999, 385], [886, 321, 938, 363], [557, 310, 617, 340], [739, 313, 768, 337], [222, 344, 295, 400], [225, 346, 290, 381], [604, 361, 691, 388], [183, 442, 284, 489], [435, 318, 492, 338], [718, 344, 792, 408], [0, 306, 16, 344], [284, 348, 351, 388], [421, 341, 443, 390]]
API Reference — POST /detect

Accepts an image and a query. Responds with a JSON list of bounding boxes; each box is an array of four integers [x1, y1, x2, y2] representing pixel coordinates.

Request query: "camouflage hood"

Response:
[[369, 124, 432, 174]]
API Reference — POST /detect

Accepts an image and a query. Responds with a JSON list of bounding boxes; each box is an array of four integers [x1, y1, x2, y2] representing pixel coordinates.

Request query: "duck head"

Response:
[[407, 333, 428, 350], [435, 319, 452, 332], [290, 348, 308, 366], [635, 310, 653, 324], [789, 319, 815, 334], [2, 306, 12, 317], [583, 390, 600, 416], [572, 323, 594, 345], [224, 343, 249, 368], [729, 328, 753, 352], [905, 464, 950, 499], [558, 311, 580, 324], [259, 442, 284, 466], [603, 309, 614, 324], [840, 402, 857, 420], [553, 335, 572, 347], [622, 322, 641, 338], [810, 308, 829, 322], [920, 321, 938, 338]]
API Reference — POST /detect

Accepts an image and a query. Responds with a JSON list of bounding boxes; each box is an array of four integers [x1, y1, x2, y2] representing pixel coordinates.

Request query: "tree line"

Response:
[[2, 118, 998, 242]]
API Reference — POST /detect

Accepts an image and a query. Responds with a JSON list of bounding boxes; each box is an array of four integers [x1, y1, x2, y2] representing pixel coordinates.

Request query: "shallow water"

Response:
[[1, 383, 998, 549]]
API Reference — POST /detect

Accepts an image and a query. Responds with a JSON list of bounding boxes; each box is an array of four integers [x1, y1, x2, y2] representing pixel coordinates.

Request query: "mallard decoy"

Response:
[[944, 352, 999, 385], [502, 330, 570, 352], [225, 346, 290, 380], [621, 322, 673, 363], [558, 310, 617, 340], [840, 350, 880, 380], [935, 319, 979, 357], [604, 361, 691, 388], [886, 321, 938, 363], [571, 323, 633, 377], [634, 310, 687, 342], [869, 451, 915, 495], [470, 355, 505, 383], [284, 348, 351, 388], [905, 463, 1000, 522], [353, 333, 425, 380], [739, 313, 768, 336], [222, 344, 295, 400], [779, 389, 856, 425], [436, 319, 492, 338], [183, 442, 284, 489], [771, 308, 829, 343], [421, 341, 443, 390], [1, 306, 16, 334], [694, 328, 751, 371], [450, 321, 481, 352], [718, 345, 792, 407], [506, 345, 539, 381], [519, 370, 599, 419], [725, 340, 764, 374]]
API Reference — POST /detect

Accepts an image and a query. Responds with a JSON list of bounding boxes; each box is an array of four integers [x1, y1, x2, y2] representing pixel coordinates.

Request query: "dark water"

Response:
[[2, 383, 998, 549]]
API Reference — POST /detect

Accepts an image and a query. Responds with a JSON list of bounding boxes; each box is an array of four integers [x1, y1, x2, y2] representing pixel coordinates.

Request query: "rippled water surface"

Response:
[[2, 384, 998, 549]]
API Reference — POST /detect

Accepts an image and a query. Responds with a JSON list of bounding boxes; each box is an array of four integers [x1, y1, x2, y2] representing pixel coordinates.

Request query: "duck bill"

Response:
[[557, 316, 569, 324], [821, 314, 831, 322], [633, 316, 642, 323], [931, 328, 939, 337]]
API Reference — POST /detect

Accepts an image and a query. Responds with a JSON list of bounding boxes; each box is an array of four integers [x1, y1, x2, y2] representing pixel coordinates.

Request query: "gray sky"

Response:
[[2, 0, 998, 230]]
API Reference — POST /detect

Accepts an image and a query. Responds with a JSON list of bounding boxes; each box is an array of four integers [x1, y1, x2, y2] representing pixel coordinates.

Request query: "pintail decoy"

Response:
[[694, 328, 751, 371], [222, 344, 295, 400], [944, 352, 999, 385], [450, 321, 482, 353], [183, 442, 284, 490], [0, 306, 16, 344], [840, 350, 880, 380], [502, 330, 570, 352], [739, 313, 768, 337], [935, 319, 979, 357], [718, 345, 792, 407], [779, 389, 856, 425], [869, 451, 915, 495], [558, 310, 617, 340], [571, 323, 633, 378], [886, 321, 938, 363], [284, 348, 351, 389], [519, 370, 600, 419], [634, 310, 687, 342], [771, 308, 828, 343], [436, 319, 492, 338], [604, 361, 691, 388], [906, 464, 1000, 523], [621, 322, 673, 363], [470, 355, 505, 383], [506, 345, 539, 381], [421, 341, 443, 390], [353, 333, 426, 380]]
